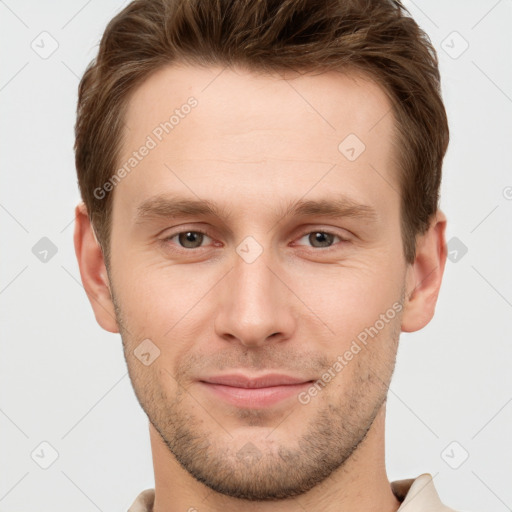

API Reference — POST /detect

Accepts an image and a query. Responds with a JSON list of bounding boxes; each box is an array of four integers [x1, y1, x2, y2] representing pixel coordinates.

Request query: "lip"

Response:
[[199, 373, 313, 408]]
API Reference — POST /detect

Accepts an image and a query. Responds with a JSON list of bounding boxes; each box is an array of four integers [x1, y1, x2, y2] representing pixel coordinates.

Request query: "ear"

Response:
[[73, 202, 119, 333], [401, 209, 447, 333]]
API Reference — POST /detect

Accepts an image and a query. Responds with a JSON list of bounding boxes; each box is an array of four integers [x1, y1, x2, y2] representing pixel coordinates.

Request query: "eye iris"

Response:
[[174, 231, 336, 249], [179, 231, 203, 248], [310, 232, 334, 248]]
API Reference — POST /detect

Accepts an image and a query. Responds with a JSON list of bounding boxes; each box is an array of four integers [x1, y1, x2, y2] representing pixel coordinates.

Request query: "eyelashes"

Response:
[[161, 228, 350, 253]]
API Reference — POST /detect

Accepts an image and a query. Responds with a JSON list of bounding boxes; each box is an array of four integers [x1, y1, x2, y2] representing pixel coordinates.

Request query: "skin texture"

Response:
[[74, 63, 447, 512]]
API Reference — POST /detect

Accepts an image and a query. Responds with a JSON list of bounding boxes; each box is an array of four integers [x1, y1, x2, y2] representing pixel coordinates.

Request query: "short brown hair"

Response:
[[75, 0, 449, 266]]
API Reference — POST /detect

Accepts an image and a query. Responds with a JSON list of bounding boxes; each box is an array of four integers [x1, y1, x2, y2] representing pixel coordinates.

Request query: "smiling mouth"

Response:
[[198, 373, 314, 408]]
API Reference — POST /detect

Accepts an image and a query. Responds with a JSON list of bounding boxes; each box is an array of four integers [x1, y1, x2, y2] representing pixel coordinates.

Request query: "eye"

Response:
[[163, 230, 213, 249], [295, 231, 348, 249], [160, 228, 349, 253]]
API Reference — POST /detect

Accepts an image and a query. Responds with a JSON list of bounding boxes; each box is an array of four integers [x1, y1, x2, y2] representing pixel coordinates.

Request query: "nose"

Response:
[[214, 245, 297, 348]]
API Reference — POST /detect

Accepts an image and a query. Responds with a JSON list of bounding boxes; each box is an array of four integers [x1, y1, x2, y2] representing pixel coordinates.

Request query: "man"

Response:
[[73, 0, 460, 510]]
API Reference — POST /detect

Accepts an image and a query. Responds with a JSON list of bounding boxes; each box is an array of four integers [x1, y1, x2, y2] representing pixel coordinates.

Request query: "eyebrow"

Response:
[[134, 193, 379, 225]]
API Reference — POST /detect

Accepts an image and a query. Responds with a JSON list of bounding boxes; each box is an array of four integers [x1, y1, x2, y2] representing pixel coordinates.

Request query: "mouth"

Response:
[[198, 373, 314, 408]]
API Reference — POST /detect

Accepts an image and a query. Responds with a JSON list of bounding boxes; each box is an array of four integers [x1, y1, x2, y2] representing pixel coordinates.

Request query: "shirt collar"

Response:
[[392, 473, 452, 511], [129, 473, 450, 512]]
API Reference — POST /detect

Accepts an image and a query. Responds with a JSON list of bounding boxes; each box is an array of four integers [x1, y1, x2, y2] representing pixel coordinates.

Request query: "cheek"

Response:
[[296, 262, 403, 329], [112, 260, 187, 330], [112, 235, 404, 344], [113, 265, 217, 375]]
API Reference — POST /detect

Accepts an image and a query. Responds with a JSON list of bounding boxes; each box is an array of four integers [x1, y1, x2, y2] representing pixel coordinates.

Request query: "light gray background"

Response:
[[1, 0, 511, 510]]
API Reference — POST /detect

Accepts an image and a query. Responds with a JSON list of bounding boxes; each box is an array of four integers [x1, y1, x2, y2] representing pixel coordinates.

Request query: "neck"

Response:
[[149, 403, 401, 512]]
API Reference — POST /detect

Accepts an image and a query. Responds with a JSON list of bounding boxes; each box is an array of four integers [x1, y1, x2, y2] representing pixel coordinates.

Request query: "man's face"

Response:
[[107, 64, 407, 499]]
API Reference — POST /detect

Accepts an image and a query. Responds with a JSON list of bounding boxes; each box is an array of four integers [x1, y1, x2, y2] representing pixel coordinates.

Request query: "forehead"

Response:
[[123, 62, 395, 148], [114, 63, 399, 222]]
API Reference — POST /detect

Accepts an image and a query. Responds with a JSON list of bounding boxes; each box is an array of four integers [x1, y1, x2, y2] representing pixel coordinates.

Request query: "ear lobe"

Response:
[[401, 210, 448, 333], [73, 202, 119, 333]]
